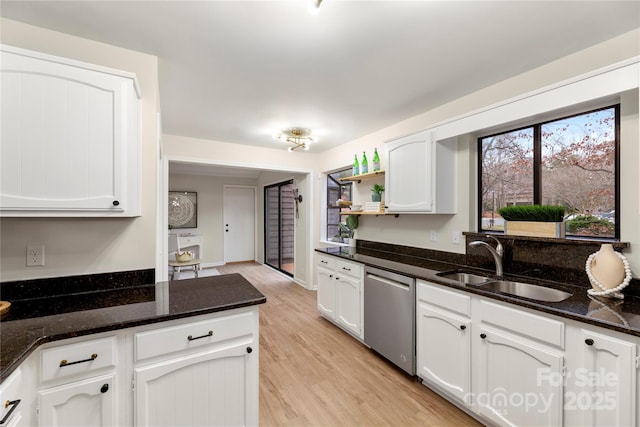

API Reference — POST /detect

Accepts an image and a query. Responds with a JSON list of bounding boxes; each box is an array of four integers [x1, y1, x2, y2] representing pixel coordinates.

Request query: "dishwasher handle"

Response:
[[366, 273, 412, 291]]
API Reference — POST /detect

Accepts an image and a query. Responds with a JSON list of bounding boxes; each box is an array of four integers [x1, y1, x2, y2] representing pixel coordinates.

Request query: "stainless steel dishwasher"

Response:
[[364, 266, 416, 375]]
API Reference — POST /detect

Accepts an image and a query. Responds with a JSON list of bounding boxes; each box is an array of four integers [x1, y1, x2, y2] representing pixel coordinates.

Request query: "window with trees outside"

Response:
[[327, 168, 353, 242], [479, 105, 619, 239]]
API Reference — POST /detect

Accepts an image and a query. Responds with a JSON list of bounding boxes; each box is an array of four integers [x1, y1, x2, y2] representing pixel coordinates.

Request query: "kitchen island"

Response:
[[0, 273, 266, 426]]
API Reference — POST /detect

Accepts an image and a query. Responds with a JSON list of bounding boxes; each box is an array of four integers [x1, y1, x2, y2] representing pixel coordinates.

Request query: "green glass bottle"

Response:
[[373, 148, 380, 171], [361, 151, 368, 174], [353, 154, 359, 176]]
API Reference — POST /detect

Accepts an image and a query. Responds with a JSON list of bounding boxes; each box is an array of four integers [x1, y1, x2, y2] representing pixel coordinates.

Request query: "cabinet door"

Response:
[[317, 266, 336, 320], [475, 326, 564, 427], [335, 274, 361, 337], [39, 374, 115, 427], [417, 302, 470, 403], [385, 131, 433, 212], [0, 46, 139, 216], [135, 343, 257, 427], [575, 329, 636, 427], [0, 369, 29, 427]]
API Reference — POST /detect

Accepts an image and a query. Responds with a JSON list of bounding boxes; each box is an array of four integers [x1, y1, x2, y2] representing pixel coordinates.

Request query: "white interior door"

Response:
[[223, 186, 255, 263]]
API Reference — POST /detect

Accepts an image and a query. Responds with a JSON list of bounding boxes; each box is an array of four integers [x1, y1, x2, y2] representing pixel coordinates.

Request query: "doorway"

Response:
[[264, 180, 295, 276], [223, 186, 256, 263]]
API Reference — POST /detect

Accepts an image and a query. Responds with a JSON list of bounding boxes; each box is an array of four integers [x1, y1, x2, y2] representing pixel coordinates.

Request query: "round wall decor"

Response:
[[168, 191, 197, 228]]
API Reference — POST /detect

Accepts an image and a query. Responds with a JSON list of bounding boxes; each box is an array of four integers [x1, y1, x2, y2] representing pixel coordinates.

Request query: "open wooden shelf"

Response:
[[349, 210, 399, 217], [339, 170, 385, 183]]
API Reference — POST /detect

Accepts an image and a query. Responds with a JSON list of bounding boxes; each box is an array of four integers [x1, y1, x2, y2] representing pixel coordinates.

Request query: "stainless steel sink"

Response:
[[479, 280, 572, 302], [437, 271, 492, 285]]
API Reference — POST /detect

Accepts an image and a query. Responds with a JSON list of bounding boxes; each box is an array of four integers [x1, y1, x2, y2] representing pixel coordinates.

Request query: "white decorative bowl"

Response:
[[350, 205, 362, 211]]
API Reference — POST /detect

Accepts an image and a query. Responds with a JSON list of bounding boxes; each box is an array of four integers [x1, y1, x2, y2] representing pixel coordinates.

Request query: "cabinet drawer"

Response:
[[178, 235, 202, 247], [479, 299, 565, 348], [418, 280, 470, 317], [336, 260, 362, 279], [41, 337, 117, 382], [317, 254, 336, 270], [135, 311, 255, 362]]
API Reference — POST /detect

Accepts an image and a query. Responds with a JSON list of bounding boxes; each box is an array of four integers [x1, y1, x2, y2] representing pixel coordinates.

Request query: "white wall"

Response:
[[163, 136, 315, 287], [316, 29, 640, 275], [1, 18, 637, 285], [0, 18, 160, 282], [168, 173, 258, 266]]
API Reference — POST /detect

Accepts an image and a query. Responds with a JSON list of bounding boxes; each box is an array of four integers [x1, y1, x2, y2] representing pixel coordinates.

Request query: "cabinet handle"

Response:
[[335, 277, 340, 280], [585, 338, 595, 346], [100, 384, 109, 394], [187, 330, 213, 341], [246, 346, 253, 354], [112, 200, 120, 206], [342, 267, 351, 271], [480, 333, 487, 339], [459, 325, 466, 330], [0, 400, 21, 425], [321, 260, 328, 264], [59, 353, 98, 367], [329, 274, 333, 278]]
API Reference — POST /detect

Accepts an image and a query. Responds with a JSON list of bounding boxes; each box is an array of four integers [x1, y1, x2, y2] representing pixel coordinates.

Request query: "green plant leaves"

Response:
[[498, 205, 565, 222]]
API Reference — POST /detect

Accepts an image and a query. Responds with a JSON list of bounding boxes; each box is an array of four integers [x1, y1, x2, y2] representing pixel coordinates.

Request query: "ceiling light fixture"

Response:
[[308, 0, 323, 15], [273, 127, 317, 152]]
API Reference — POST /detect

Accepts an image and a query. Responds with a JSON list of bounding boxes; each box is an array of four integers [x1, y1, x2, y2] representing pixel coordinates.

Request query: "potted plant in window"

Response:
[[339, 215, 359, 246], [498, 205, 566, 238]]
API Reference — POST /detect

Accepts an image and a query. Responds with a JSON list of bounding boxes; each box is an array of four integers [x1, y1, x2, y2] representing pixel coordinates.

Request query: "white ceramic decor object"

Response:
[[586, 244, 632, 299]]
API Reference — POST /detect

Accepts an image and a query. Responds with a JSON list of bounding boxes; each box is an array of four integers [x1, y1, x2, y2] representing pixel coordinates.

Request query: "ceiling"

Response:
[[1, 1, 639, 155]]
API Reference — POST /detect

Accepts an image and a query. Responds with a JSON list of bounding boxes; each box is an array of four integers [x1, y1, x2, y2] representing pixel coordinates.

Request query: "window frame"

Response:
[[326, 168, 353, 242], [477, 104, 620, 239]]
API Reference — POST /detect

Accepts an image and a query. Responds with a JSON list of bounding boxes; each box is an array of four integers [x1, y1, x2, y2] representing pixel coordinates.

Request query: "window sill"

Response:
[[320, 240, 348, 247], [465, 231, 629, 249]]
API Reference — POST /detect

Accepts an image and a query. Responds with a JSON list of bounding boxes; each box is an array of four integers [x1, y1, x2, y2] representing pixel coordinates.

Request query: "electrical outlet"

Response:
[[451, 230, 461, 244], [27, 245, 45, 267], [430, 230, 438, 242]]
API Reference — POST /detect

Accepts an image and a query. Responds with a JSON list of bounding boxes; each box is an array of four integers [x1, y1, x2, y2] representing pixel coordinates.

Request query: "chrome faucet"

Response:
[[470, 236, 504, 278]]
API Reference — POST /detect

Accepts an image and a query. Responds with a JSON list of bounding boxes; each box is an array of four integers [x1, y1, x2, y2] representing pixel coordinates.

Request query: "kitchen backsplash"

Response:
[[1, 269, 155, 301], [357, 236, 639, 296]]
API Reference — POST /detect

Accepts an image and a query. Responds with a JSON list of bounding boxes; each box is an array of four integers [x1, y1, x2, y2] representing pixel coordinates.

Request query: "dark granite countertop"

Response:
[[317, 247, 640, 338], [0, 273, 266, 382]]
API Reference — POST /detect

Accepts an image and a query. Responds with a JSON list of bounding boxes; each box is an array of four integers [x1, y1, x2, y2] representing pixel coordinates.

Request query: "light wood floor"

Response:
[[217, 262, 483, 427]]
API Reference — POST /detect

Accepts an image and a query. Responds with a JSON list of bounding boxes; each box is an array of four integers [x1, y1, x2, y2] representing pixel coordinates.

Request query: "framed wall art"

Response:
[[168, 191, 197, 229]]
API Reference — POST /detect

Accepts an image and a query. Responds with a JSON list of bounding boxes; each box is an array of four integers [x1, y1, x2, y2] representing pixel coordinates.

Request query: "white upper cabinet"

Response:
[[384, 130, 456, 214], [0, 45, 141, 217]]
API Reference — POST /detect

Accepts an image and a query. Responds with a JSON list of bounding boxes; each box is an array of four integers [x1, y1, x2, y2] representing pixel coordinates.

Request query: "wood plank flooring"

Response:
[[217, 262, 483, 427]]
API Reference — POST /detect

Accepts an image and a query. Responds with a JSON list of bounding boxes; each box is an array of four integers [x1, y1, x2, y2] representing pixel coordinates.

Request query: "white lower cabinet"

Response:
[[416, 281, 640, 426], [473, 299, 566, 427], [39, 373, 116, 427], [316, 254, 363, 339], [317, 256, 337, 319], [335, 273, 361, 336], [6, 307, 259, 427], [135, 346, 254, 427], [416, 280, 471, 404], [0, 369, 31, 427], [475, 325, 564, 426], [133, 309, 259, 427], [563, 323, 637, 427], [37, 335, 120, 427]]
